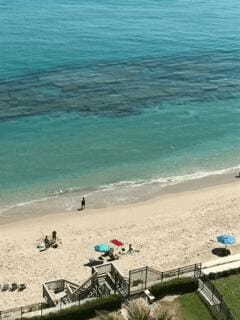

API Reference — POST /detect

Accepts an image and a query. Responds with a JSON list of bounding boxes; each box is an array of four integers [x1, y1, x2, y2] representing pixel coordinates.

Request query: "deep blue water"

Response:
[[0, 0, 240, 215]]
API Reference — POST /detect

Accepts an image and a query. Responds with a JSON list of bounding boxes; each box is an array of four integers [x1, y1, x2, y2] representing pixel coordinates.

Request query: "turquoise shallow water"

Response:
[[1, 0, 240, 79], [0, 0, 240, 216]]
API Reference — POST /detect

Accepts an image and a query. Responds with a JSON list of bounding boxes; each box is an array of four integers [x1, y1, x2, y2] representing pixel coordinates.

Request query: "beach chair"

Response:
[[108, 253, 119, 261], [98, 255, 108, 263], [143, 289, 155, 304], [1, 284, 9, 291], [84, 258, 103, 267], [18, 284, 26, 291], [9, 283, 18, 291]]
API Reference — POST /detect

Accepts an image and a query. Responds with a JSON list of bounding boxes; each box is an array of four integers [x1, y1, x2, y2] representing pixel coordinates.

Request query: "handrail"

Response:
[[198, 279, 236, 320], [0, 262, 213, 320], [43, 283, 57, 307], [163, 264, 200, 274], [110, 264, 129, 296], [146, 266, 163, 276], [72, 272, 98, 296], [73, 273, 97, 297]]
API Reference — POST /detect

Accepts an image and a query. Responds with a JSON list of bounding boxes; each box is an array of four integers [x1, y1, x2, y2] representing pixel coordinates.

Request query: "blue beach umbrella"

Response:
[[217, 234, 236, 245], [94, 243, 110, 252]]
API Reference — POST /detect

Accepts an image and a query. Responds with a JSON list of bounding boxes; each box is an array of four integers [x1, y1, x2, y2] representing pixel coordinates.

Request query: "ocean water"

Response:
[[0, 0, 240, 217]]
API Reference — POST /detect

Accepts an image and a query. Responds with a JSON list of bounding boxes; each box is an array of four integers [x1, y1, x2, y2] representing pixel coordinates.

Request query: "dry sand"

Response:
[[0, 180, 240, 310]]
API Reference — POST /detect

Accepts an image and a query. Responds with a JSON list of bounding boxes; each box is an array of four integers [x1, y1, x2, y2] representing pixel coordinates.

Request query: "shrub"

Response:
[[132, 279, 144, 286], [208, 272, 219, 280], [205, 267, 240, 281], [98, 299, 175, 320], [201, 274, 209, 282], [222, 271, 228, 277], [125, 299, 151, 320], [97, 311, 123, 320], [23, 295, 122, 320], [150, 277, 198, 299]]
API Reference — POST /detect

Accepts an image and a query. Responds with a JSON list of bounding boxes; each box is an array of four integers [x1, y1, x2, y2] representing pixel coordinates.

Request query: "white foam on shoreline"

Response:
[[0, 196, 56, 214], [0, 164, 239, 216], [87, 164, 240, 193]]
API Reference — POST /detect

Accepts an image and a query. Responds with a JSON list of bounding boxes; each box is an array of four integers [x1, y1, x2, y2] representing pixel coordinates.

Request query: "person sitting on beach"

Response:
[[44, 236, 50, 248], [109, 248, 114, 257], [102, 250, 110, 257], [52, 230, 57, 243], [108, 247, 119, 260], [127, 244, 140, 254], [119, 247, 126, 255]]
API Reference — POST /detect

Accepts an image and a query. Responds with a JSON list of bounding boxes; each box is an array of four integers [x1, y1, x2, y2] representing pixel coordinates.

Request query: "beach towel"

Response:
[[110, 239, 124, 246]]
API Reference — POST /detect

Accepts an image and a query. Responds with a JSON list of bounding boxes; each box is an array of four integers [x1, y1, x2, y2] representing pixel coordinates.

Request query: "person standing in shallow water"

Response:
[[81, 197, 86, 210]]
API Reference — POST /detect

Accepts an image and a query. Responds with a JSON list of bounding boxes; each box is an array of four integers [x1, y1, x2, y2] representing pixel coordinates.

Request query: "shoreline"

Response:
[[0, 168, 239, 225], [0, 179, 240, 309]]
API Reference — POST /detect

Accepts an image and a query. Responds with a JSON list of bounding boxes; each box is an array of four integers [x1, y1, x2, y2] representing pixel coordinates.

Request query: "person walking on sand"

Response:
[[81, 197, 86, 210]]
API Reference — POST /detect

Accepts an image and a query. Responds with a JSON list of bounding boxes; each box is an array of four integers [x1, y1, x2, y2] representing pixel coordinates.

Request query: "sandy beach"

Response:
[[0, 180, 240, 310]]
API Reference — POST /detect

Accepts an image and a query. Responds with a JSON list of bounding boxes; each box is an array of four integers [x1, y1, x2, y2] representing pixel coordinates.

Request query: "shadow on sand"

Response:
[[212, 248, 231, 257]]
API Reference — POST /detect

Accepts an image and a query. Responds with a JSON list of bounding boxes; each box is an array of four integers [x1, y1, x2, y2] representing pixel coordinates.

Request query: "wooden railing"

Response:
[[110, 264, 129, 297], [0, 262, 208, 320], [72, 272, 98, 301], [129, 263, 201, 295], [198, 279, 235, 320]]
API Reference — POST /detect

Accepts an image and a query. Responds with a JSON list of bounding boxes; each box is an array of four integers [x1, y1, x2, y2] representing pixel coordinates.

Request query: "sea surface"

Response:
[[0, 0, 240, 218]]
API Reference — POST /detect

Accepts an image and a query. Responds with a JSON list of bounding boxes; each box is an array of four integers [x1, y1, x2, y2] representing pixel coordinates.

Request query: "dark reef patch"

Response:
[[0, 52, 240, 120]]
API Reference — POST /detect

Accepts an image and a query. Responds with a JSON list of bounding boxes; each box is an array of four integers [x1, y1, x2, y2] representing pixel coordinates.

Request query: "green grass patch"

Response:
[[178, 293, 213, 320], [214, 274, 240, 319]]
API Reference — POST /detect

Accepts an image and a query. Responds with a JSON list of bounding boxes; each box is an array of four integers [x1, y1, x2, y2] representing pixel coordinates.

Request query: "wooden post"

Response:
[[128, 271, 131, 298], [114, 271, 117, 294], [96, 278, 99, 297], [219, 295, 222, 312], [145, 267, 148, 289], [227, 307, 231, 320], [193, 264, 196, 278], [199, 263, 202, 278]]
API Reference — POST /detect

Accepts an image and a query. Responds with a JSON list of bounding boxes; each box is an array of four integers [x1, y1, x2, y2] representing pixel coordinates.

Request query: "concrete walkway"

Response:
[[202, 253, 240, 275]]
